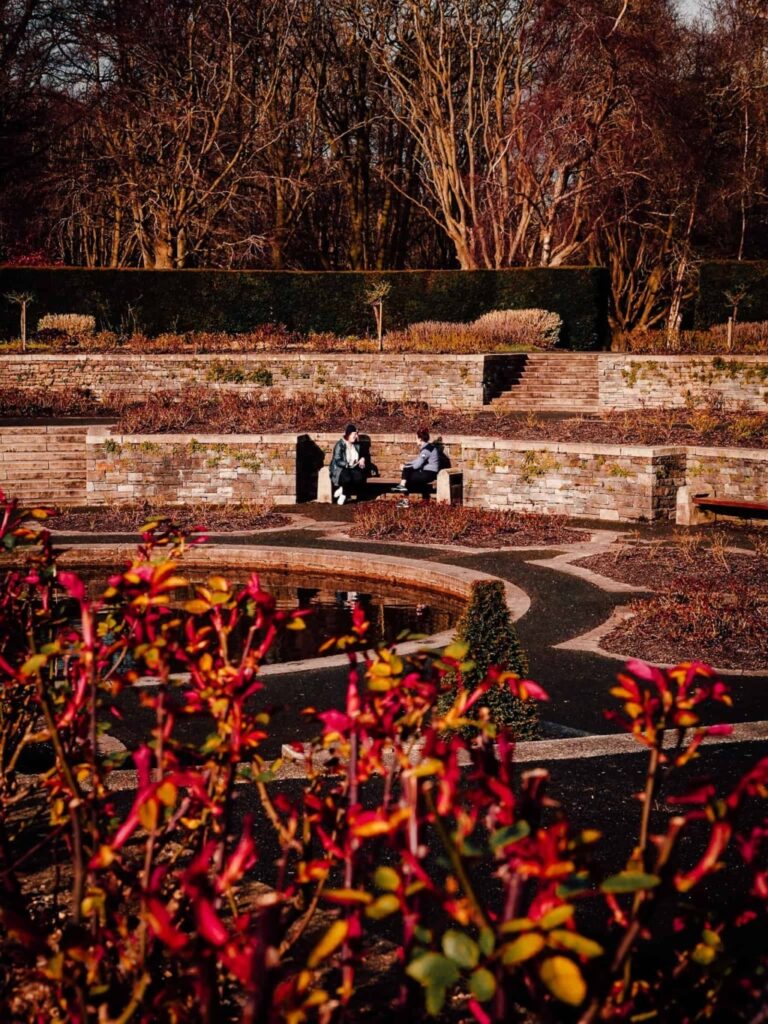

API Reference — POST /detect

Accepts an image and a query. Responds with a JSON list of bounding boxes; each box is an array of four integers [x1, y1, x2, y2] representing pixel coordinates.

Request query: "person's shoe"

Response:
[[396, 498, 409, 508], [391, 484, 408, 493], [336, 493, 347, 505], [333, 486, 343, 499]]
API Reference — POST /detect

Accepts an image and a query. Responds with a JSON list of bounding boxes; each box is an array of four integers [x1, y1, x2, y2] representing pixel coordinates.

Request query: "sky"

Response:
[[677, 0, 708, 21]]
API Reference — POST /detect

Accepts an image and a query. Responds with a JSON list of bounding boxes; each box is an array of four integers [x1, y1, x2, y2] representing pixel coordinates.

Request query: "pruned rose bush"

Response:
[[472, 308, 562, 349], [0, 490, 766, 1022]]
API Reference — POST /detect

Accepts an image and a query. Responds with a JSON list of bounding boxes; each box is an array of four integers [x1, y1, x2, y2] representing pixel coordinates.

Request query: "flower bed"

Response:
[[51, 501, 290, 534], [576, 536, 768, 670], [350, 502, 585, 547], [2, 387, 766, 449]]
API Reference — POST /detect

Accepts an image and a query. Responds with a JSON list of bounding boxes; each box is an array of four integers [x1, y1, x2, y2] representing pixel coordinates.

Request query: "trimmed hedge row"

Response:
[[0, 267, 610, 350], [695, 261, 768, 329]]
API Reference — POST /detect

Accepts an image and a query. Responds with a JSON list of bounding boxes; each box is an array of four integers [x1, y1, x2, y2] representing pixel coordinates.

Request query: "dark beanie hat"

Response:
[[344, 423, 358, 437]]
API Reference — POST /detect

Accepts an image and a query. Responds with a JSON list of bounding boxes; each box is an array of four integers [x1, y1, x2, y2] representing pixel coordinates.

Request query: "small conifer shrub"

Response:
[[442, 578, 539, 738]]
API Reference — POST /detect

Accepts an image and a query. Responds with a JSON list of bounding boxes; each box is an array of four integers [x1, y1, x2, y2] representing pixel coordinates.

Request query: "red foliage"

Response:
[[0, 491, 766, 1022]]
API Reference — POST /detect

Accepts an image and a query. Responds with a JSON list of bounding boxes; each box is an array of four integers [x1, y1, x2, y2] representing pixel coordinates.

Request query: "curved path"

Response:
[[52, 512, 768, 759]]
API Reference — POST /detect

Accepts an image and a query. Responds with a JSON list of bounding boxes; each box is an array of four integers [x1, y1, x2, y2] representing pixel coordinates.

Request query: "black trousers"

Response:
[[337, 466, 367, 496], [402, 466, 438, 495]]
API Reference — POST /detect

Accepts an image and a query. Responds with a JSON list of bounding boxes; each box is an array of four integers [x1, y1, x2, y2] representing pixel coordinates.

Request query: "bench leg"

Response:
[[676, 485, 714, 527], [317, 465, 333, 504], [437, 470, 463, 505]]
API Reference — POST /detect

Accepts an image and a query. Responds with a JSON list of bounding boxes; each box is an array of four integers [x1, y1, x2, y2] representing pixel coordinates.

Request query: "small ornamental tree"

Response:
[[444, 579, 538, 739]]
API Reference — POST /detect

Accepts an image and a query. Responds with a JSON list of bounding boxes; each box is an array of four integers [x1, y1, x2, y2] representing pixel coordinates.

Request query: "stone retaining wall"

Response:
[[0, 425, 88, 505], [0, 353, 488, 411], [1, 424, 765, 520], [460, 440, 687, 521], [685, 446, 768, 504], [597, 355, 768, 411], [86, 428, 300, 505], [3, 353, 768, 413]]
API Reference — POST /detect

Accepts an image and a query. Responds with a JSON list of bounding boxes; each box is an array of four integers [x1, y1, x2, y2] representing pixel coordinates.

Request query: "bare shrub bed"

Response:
[[1, 388, 766, 449], [614, 321, 768, 354], [577, 534, 768, 671], [350, 501, 584, 548], [52, 501, 289, 534]]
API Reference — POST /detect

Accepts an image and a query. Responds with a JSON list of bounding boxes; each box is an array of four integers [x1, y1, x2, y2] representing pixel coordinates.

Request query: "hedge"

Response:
[[0, 267, 610, 350], [695, 261, 768, 329]]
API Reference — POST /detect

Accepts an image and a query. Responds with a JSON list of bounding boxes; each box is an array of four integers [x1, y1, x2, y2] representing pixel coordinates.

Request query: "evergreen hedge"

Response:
[[695, 261, 768, 328], [0, 267, 609, 349]]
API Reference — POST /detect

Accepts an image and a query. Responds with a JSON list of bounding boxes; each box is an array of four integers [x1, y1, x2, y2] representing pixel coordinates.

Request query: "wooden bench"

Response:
[[677, 485, 768, 526], [317, 465, 463, 505]]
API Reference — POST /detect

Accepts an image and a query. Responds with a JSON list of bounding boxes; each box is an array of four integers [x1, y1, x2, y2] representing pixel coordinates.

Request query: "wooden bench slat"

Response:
[[692, 497, 768, 513]]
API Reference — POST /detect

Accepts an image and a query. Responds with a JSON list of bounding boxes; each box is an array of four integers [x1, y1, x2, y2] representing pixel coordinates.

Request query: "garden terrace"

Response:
[[1, 351, 768, 414], [2, 385, 768, 447], [3, 424, 767, 524]]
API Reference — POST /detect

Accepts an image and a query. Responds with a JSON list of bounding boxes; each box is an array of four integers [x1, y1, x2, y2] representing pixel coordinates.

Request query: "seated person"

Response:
[[330, 423, 367, 505], [392, 427, 441, 498]]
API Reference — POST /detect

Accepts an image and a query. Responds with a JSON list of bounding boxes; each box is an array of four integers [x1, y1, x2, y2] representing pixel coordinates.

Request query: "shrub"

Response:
[[37, 312, 96, 336], [472, 308, 562, 349], [615, 322, 768, 354], [443, 579, 538, 739], [0, 492, 766, 1022]]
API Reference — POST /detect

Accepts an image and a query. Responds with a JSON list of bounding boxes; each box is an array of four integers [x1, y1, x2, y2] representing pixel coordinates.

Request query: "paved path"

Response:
[[52, 512, 768, 757]]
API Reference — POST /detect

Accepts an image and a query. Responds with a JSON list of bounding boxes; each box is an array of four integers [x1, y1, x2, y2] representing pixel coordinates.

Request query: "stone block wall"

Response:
[[459, 440, 688, 521], [1, 424, 764, 520], [685, 447, 768, 504], [0, 353, 488, 411], [85, 429, 300, 505], [0, 425, 88, 505], [598, 355, 768, 411]]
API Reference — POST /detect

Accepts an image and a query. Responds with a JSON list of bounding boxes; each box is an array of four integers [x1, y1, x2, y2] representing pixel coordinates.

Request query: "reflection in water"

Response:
[[69, 568, 464, 667]]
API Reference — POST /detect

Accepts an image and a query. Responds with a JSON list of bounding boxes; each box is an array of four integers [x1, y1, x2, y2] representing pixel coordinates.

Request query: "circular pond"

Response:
[[53, 544, 530, 672]]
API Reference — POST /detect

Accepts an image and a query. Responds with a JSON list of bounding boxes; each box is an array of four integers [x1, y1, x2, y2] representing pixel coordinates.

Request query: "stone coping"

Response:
[[601, 353, 768, 363], [77, 426, 768, 460], [54, 544, 530, 676], [0, 352, 491, 363]]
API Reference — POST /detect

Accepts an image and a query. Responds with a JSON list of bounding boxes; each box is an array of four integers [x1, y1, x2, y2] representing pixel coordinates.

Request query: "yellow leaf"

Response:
[[21, 653, 47, 676], [208, 576, 229, 592], [157, 781, 177, 808], [184, 599, 211, 615], [92, 844, 116, 868], [308, 920, 348, 968], [408, 758, 444, 779], [539, 956, 586, 1006], [286, 618, 306, 631], [539, 904, 574, 930], [323, 888, 373, 905], [138, 798, 159, 832], [501, 932, 545, 964]]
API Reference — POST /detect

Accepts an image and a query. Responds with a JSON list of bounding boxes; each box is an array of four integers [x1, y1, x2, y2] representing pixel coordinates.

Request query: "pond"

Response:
[[71, 567, 466, 666]]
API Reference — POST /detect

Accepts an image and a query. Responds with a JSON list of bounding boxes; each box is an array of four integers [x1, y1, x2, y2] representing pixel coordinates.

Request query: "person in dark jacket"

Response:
[[392, 427, 441, 499], [329, 423, 367, 505]]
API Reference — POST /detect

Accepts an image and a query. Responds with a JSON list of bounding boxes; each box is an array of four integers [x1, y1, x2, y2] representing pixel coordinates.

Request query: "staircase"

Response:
[[489, 353, 600, 413]]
